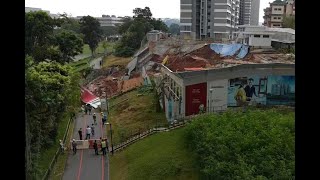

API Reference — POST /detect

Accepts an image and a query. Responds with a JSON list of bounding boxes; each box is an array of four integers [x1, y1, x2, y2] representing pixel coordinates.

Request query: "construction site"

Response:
[[82, 33, 295, 121]]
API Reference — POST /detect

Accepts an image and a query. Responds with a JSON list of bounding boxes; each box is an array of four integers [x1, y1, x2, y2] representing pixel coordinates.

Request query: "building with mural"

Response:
[[155, 43, 295, 121]]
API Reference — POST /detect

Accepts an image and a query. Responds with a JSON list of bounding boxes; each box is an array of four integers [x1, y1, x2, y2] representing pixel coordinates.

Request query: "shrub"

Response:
[[186, 109, 295, 179]]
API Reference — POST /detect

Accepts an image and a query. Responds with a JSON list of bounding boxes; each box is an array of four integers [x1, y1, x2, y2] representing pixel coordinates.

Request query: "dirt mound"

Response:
[[167, 55, 211, 72]]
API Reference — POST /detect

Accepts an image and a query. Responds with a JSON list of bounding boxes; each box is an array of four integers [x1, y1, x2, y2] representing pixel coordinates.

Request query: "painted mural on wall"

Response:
[[266, 76, 295, 106], [228, 75, 295, 106]]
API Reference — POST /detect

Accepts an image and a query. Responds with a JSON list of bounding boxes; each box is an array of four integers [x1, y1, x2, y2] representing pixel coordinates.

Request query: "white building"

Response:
[[236, 25, 274, 48], [236, 25, 295, 48], [75, 15, 124, 27]]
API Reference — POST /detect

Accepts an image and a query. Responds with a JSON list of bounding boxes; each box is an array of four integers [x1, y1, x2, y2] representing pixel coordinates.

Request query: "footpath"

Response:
[[62, 111, 109, 180]]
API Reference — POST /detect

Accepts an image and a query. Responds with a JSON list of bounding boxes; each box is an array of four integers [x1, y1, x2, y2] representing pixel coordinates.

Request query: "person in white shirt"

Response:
[[86, 126, 91, 139]]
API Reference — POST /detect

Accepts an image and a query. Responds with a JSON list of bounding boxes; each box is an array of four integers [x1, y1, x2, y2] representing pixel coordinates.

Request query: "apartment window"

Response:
[[263, 35, 269, 38], [201, 29, 204, 33], [207, 26, 210, 29], [208, 19, 211, 22], [277, 17, 281, 19], [207, 33, 210, 37], [208, 12, 211, 16], [202, 9, 204, 14], [273, 17, 277, 20], [254, 35, 261, 38]]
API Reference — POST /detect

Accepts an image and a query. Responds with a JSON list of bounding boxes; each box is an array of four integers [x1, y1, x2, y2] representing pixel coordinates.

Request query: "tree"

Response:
[[169, 23, 180, 35], [150, 18, 169, 32], [25, 56, 80, 178], [54, 30, 84, 63], [133, 7, 152, 21], [282, 16, 295, 29], [25, 11, 56, 62], [115, 7, 162, 57], [100, 26, 118, 37], [79, 16, 103, 57], [102, 40, 108, 56], [54, 13, 81, 34], [117, 17, 134, 34]]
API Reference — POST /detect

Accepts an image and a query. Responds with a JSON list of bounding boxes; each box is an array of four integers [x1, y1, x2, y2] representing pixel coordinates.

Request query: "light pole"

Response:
[[106, 122, 114, 155], [210, 88, 214, 113]]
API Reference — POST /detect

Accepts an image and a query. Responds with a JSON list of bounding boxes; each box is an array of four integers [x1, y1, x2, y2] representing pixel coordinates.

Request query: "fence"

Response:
[[41, 115, 75, 180]]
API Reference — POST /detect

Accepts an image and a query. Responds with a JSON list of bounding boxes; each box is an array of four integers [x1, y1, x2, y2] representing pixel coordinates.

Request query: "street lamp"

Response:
[[105, 122, 114, 155], [209, 88, 214, 113]]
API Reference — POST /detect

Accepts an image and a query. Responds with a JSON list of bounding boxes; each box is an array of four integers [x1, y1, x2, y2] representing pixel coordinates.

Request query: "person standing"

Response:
[[101, 139, 107, 156], [244, 78, 257, 102], [91, 124, 95, 137], [59, 140, 64, 154], [93, 140, 98, 155], [72, 139, 77, 155], [234, 84, 247, 107], [84, 105, 88, 115], [86, 126, 91, 140], [78, 128, 83, 140], [88, 105, 92, 115], [93, 113, 97, 125]]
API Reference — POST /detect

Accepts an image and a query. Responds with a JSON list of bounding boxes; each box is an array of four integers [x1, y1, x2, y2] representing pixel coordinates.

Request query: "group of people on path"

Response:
[[77, 111, 107, 140], [93, 138, 109, 156], [69, 105, 109, 155], [71, 137, 109, 155]]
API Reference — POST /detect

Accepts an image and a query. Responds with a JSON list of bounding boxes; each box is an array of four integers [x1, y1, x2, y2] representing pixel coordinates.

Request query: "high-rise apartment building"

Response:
[[180, 0, 241, 40], [238, 0, 260, 25], [263, 0, 295, 28]]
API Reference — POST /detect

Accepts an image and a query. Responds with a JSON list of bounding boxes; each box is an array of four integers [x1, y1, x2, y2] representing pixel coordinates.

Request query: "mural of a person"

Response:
[[234, 84, 247, 107], [244, 78, 257, 102]]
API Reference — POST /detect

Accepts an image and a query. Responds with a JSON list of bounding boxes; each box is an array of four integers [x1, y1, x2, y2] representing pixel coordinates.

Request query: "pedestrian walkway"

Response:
[[90, 57, 103, 70], [62, 111, 109, 180]]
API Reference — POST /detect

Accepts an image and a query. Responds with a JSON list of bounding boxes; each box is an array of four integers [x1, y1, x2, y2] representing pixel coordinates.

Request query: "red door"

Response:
[[185, 83, 207, 116]]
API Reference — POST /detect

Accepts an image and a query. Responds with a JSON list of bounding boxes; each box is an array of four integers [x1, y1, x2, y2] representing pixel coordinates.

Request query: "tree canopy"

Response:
[[25, 11, 84, 63], [282, 16, 295, 29], [80, 16, 103, 57], [115, 7, 168, 57], [25, 11, 83, 179], [54, 30, 84, 62], [169, 23, 180, 35]]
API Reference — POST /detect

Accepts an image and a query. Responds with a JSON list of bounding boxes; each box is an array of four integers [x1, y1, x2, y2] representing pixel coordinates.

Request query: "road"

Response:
[[62, 111, 109, 180]]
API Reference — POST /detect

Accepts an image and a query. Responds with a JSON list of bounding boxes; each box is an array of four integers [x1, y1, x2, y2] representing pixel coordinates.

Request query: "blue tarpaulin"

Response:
[[210, 43, 224, 54], [209, 43, 249, 59], [236, 45, 249, 59]]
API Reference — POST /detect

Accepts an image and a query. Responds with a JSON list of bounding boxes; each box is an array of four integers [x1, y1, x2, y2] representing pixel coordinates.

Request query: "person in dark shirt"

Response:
[[244, 78, 257, 101]]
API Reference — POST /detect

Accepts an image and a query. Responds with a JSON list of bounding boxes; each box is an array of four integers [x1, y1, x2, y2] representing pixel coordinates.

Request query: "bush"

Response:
[[114, 45, 135, 57], [186, 109, 295, 179]]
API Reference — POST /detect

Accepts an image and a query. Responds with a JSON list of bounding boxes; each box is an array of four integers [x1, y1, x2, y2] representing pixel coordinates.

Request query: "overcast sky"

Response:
[[26, 0, 273, 23]]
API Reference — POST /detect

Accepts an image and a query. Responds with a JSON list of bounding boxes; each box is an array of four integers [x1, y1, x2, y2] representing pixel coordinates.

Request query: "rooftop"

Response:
[[162, 44, 295, 72]]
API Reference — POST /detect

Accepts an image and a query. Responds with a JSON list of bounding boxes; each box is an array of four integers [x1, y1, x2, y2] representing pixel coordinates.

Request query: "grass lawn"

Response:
[[110, 127, 200, 180], [102, 55, 132, 68], [69, 57, 91, 72], [108, 89, 167, 145], [82, 42, 116, 56], [36, 112, 70, 179]]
